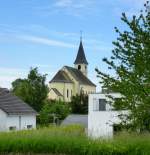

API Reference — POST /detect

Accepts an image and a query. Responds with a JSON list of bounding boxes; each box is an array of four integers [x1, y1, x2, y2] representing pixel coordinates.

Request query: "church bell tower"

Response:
[[74, 38, 88, 77]]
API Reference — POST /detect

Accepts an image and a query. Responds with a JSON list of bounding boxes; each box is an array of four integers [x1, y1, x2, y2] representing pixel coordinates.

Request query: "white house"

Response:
[[88, 92, 128, 138], [0, 88, 37, 131]]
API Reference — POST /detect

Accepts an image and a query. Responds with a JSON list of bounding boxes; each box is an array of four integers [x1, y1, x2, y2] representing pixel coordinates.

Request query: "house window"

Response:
[[93, 98, 107, 111], [67, 89, 69, 98], [27, 125, 33, 129], [9, 126, 16, 131], [99, 99, 106, 111]]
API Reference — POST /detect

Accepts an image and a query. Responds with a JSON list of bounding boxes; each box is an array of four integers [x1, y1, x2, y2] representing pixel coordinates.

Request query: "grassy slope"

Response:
[[0, 125, 150, 155]]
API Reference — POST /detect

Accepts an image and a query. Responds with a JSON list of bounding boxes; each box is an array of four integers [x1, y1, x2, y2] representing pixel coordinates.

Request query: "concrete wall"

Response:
[[88, 93, 128, 138], [48, 89, 63, 100], [74, 64, 88, 77], [48, 82, 73, 102], [80, 85, 96, 95], [6, 114, 36, 131], [0, 109, 7, 131], [0, 109, 36, 132]]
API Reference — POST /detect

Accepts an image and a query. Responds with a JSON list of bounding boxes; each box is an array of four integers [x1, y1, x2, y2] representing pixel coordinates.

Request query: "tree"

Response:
[[12, 68, 48, 112], [39, 100, 70, 126], [96, 1, 150, 132], [70, 92, 88, 114]]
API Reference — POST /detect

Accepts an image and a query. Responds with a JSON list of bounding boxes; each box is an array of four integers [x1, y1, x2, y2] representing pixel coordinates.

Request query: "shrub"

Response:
[[39, 100, 70, 125]]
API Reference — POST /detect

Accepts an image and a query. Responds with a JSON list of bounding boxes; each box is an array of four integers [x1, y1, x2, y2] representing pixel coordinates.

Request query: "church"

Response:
[[48, 40, 96, 102]]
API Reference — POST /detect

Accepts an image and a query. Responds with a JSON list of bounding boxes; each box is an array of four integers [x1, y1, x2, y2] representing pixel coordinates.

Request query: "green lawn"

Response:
[[0, 125, 150, 155]]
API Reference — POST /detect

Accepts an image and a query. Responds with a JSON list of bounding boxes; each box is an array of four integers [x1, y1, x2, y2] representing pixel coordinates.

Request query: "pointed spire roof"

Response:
[[74, 41, 88, 65]]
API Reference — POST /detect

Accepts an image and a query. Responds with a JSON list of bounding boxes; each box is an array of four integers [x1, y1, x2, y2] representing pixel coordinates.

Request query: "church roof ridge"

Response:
[[49, 70, 73, 83], [64, 66, 96, 87]]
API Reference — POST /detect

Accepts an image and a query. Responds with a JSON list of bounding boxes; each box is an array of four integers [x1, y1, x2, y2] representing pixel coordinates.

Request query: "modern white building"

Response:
[[88, 92, 128, 138], [0, 88, 37, 131]]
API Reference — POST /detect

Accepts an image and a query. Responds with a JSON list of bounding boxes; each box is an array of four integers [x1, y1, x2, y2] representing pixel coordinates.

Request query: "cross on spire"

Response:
[[80, 30, 82, 42]]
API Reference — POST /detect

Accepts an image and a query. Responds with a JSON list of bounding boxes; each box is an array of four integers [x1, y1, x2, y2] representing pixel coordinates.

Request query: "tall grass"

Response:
[[0, 125, 150, 155]]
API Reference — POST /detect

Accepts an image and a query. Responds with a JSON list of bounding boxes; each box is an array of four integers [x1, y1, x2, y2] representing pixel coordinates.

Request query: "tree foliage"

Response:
[[12, 67, 48, 112], [39, 100, 70, 126], [96, 1, 150, 131], [70, 92, 88, 114]]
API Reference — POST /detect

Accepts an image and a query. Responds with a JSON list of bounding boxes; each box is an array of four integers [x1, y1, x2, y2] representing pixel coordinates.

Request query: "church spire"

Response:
[[74, 39, 88, 65], [74, 35, 88, 77]]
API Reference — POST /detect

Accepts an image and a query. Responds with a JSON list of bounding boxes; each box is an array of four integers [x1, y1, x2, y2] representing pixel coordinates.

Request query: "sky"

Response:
[[0, 0, 146, 91]]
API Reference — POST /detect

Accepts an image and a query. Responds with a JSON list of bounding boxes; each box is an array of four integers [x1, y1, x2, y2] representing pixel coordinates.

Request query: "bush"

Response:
[[39, 100, 70, 125]]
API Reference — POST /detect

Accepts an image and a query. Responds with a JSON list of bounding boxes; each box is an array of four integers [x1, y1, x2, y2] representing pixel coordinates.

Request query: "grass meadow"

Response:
[[0, 125, 150, 155]]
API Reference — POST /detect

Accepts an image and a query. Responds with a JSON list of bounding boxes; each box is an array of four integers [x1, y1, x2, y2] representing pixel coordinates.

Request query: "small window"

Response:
[[67, 89, 69, 98], [9, 126, 16, 131], [27, 125, 33, 129], [78, 65, 81, 70], [99, 99, 106, 111], [93, 98, 107, 111]]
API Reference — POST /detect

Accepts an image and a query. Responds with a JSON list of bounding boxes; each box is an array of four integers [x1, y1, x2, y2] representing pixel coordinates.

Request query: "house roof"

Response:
[[74, 41, 88, 65], [0, 88, 37, 115], [61, 114, 88, 128], [50, 88, 63, 96], [50, 70, 73, 83], [64, 66, 96, 87]]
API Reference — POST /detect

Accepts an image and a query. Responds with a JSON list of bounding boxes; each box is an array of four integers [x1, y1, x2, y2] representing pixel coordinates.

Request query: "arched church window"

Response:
[[67, 89, 69, 98], [85, 66, 87, 70], [78, 65, 81, 70]]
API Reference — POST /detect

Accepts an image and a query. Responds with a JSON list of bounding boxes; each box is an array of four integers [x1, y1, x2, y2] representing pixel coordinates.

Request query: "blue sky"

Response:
[[0, 0, 146, 90]]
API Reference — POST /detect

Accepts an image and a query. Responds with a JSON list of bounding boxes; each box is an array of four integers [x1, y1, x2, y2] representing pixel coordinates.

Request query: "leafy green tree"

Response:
[[39, 100, 70, 126], [12, 68, 48, 112], [96, 1, 150, 132], [70, 92, 88, 114]]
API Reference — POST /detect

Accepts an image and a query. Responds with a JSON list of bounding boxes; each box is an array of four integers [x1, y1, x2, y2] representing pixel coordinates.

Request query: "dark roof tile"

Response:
[[0, 88, 37, 115], [74, 41, 88, 65], [50, 70, 73, 83], [65, 66, 96, 87]]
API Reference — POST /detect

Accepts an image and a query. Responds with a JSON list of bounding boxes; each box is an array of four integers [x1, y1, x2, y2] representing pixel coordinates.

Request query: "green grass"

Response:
[[0, 125, 150, 155]]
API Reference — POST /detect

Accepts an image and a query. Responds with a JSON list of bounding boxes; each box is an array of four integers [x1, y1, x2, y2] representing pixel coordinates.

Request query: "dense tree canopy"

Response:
[[96, 1, 150, 131], [12, 68, 48, 112], [70, 92, 88, 114], [39, 100, 70, 126]]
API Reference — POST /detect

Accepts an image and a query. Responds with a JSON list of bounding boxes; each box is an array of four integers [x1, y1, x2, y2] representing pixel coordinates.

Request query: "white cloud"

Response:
[[54, 0, 73, 7], [114, 0, 147, 18], [0, 67, 27, 89], [15, 35, 74, 48], [33, 0, 98, 17]]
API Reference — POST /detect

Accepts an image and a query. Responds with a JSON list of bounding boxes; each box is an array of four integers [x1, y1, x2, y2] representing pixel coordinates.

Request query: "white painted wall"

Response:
[[6, 115, 36, 131], [0, 109, 7, 131], [88, 93, 128, 138], [0, 109, 36, 131]]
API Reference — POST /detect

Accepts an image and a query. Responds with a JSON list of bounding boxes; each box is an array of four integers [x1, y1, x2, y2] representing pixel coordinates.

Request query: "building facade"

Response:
[[0, 88, 37, 131], [48, 40, 96, 102], [88, 92, 128, 138]]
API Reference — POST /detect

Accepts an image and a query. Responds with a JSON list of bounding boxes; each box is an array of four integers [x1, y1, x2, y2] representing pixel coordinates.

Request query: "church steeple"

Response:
[[74, 41, 88, 65], [74, 38, 88, 77]]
